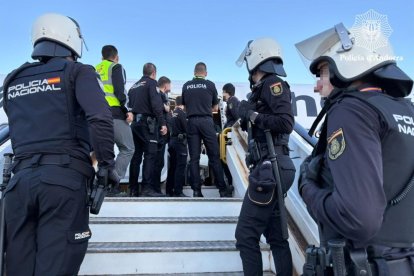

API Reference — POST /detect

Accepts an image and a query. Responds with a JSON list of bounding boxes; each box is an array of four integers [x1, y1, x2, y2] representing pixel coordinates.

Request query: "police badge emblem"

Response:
[[270, 82, 283, 96], [328, 128, 346, 160]]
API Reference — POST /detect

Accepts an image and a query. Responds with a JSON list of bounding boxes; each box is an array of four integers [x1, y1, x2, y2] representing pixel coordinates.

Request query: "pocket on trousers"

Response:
[[276, 155, 296, 194], [247, 163, 276, 206], [40, 166, 83, 191]]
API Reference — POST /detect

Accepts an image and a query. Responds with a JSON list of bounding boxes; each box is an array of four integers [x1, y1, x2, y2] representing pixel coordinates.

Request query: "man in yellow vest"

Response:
[[96, 45, 134, 195]]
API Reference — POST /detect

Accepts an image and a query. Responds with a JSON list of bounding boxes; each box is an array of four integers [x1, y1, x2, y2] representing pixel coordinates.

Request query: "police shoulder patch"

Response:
[[327, 128, 346, 160], [270, 82, 283, 96]]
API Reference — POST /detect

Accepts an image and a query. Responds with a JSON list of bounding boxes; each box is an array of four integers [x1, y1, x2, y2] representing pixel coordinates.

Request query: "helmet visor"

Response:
[[295, 23, 352, 74], [235, 40, 253, 67], [68, 16, 88, 57]]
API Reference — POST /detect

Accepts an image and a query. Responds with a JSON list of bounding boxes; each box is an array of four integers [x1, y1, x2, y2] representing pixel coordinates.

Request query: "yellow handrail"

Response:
[[220, 127, 232, 163]]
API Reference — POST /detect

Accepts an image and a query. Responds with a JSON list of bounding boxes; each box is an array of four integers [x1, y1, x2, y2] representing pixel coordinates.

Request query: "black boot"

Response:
[[141, 189, 166, 197], [129, 188, 139, 197], [193, 190, 204, 197], [219, 185, 234, 198]]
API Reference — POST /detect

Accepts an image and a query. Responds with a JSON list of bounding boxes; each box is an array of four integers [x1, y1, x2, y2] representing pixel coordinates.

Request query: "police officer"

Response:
[[222, 83, 240, 187], [166, 96, 188, 197], [222, 83, 240, 128], [96, 45, 135, 195], [2, 13, 118, 275], [128, 63, 166, 197], [234, 38, 296, 276], [296, 23, 414, 276], [152, 76, 171, 193], [182, 62, 233, 197]]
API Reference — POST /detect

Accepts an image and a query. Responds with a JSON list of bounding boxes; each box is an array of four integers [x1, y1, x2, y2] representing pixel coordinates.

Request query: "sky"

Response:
[[1, 0, 413, 88]]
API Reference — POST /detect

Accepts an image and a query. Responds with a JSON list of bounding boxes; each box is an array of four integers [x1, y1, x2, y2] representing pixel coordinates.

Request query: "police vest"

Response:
[[316, 90, 414, 248], [95, 60, 121, 107], [3, 58, 91, 158]]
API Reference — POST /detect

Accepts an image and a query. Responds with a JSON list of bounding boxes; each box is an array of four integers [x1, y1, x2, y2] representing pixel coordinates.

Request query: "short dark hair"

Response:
[[143, 63, 156, 76], [223, 83, 235, 96], [175, 96, 183, 106], [158, 76, 171, 88], [194, 62, 207, 74], [102, 45, 118, 60]]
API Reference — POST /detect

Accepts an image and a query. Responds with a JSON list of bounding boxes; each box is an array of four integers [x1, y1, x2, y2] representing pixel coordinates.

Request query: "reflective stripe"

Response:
[[105, 92, 117, 98], [95, 60, 121, 107]]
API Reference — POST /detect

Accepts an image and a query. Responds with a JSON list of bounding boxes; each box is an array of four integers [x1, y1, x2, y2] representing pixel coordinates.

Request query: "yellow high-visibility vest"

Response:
[[95, 60, 121, 107]]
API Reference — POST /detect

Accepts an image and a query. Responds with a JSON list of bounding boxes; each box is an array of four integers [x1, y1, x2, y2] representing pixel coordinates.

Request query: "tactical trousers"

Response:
[[129, 120, 158, 193], [5, 165, 91, 276], [152, 134, 168, 192], [235, 155, 295, 276], [166, 137, 188, 195], [187, 116, 226, 191]]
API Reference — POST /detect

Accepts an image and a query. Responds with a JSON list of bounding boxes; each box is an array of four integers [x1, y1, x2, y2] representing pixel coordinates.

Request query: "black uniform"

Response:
[[152, 91, 170, 192], [182, 76, 227, 194], [128, 76, 165, 194], [2, 57, 115, 276], [166, 106, 188, 196], [300, 86, 414, 274], [235, 74, 295, 276], [224, 95, 240, 128], [111, 64, 129, 119]]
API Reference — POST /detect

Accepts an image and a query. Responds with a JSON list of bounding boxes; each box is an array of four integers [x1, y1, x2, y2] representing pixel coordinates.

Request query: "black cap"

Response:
[[247, 161, 276, 205]]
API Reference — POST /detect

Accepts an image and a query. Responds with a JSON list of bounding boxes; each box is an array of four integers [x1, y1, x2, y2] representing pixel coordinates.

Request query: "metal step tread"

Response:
[[90, 216, 238, 224], [103, 197, 243, 202], [82, 272, 275, 276], [87, 241, 270, 253]]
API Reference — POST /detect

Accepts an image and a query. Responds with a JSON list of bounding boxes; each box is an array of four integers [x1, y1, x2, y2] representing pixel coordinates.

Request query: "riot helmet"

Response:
[[236, 37, 286, 77], [31, 13, 88, 60], [295, 23, 412, 97]]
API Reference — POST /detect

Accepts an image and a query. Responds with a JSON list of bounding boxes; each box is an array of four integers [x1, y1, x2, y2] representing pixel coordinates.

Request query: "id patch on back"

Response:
[[328, 128, 346, 160], [270, 82, 283, 96]]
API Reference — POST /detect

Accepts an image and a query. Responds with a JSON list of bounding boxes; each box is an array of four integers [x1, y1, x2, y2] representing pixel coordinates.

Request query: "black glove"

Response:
[[298, 154, 325, 196], [238, 100, 255, 124], [298, 156, 311, 196], [107, 168, 121, 189]]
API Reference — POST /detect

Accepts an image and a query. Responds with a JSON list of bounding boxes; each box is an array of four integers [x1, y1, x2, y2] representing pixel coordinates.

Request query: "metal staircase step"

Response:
[[89, 217, 239, 242], [80, 241, 271, 275], [95, 198, 243, 218], [86, 240, 270, 253], [82, 272, 275, 276], [90, 216, 238, 224], [103, 197, 243, 202]]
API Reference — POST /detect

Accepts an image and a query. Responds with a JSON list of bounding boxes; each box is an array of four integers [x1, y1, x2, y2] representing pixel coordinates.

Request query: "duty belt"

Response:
[[258, 143, 289, 156], [134, 113, 155, 122], [12, 154, 95, 178], [370, 257, 414, 276]]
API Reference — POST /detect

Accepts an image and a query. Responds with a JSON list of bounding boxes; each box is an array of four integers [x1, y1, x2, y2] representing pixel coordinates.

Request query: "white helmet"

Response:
[[236, 37, 286, 77], [296, 23, 412, 96], [31, 13, 87, 60]]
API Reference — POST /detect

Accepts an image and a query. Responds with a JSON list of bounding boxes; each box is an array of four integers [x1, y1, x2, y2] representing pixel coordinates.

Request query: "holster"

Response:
[[177, 133, 187, 145], [246, 139, 261, 168], [147, 117, 157, 134]]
